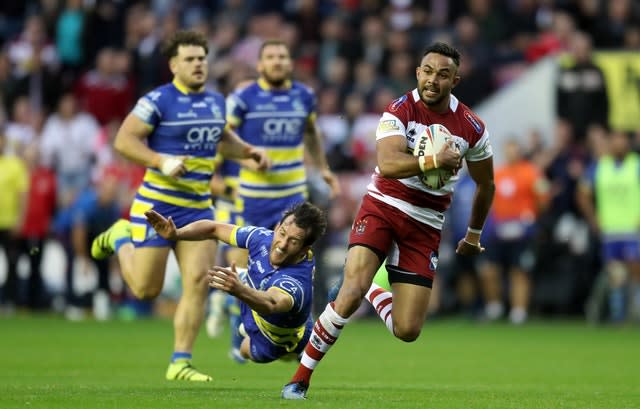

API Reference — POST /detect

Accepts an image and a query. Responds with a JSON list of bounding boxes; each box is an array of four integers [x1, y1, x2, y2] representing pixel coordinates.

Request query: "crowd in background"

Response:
[[1, 0, 639, 323]]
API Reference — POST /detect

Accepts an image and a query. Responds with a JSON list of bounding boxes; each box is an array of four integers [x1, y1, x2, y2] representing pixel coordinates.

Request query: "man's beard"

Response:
[[263, 70, 289, 87]]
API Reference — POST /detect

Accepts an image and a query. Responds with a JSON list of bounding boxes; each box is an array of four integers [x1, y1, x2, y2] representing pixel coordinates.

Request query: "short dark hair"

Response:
[[422, 42, 461, 68], [258, 39, 290, 59], [162, 30, 209, 59], [279, 202, 327, 247]]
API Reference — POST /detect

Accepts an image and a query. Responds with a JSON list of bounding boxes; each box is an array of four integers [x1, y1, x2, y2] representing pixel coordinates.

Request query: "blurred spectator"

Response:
[[384, 51, 415, 97], [74, 47, 135, 125], [321, 56, 351, 98], [452, 51, 493, 109], [466, 0, 507, 46], [56, 0, 87, 73], [17, 142, 56, 310], [525, 10, 574, 63], [0, 53, 8, 124], [479, 139, 549, 324], [7, 14, 59, 79], [68, 172, 123, 320], [92, 119, 145, 213], [40, 92, 99, 208], [592, 0, 640, 48], [577, 130, 640, 323], [317, 15, 348, 83], [556, 30, 609, 143], [454, 14, 492, 66], [0, 131, 28, 311], [0, 3, 28, 45], [585, 124, 609, 161], [352, 60, 379, 102], [503, 0, 540, 54], [541, 119, 588, 219], [4, 96, 37, 156], [440, 169, 493, 317], [349, 92, 381, 171], [82, 0, 127, 64], [354, 15, 386, 69], [287, 0, 322, 46], [316, 86, 348, 156], [623, 24, 640, 49], [560, 0, 599, 35], [129, 9, 172, 96], [382, 29, 413, 68], [4, 40, 62, 115], [523, 128, 547, 168]]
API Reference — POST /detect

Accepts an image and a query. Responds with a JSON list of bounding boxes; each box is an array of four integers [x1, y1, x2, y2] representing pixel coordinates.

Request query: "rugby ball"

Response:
[[413, 124, 454, 189]]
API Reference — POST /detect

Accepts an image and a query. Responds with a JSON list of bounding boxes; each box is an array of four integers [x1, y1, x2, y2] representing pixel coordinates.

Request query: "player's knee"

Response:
[[393, 323, 422, 343], [129, 284, 162, 300]]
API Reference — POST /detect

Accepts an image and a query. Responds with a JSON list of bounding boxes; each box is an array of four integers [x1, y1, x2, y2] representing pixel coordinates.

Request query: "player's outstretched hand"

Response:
[[321, 168, 341, 198], [436, 141, 461, 171], [455, 238, 485, 256], [145, 209, 178, 240], [208, 261, 242, 295], [248, 147, 271, 171]]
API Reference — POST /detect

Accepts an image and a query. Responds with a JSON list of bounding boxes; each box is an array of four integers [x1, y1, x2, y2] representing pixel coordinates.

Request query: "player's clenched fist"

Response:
[[156, 154, 187, 177]]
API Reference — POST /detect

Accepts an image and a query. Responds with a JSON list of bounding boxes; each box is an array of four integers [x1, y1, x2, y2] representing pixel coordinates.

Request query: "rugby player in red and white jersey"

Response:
[[282, 42, 495, 400]]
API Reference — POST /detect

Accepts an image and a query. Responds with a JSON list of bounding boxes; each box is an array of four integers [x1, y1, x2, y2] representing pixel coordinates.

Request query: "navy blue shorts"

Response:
[[242, 309, 312, 363]]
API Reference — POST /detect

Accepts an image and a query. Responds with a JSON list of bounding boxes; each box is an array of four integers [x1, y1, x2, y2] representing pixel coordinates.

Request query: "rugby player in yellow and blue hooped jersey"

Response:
[[90, 31, 270, 382], [145, 201, 327, 363], [227, 40, 340, 229]]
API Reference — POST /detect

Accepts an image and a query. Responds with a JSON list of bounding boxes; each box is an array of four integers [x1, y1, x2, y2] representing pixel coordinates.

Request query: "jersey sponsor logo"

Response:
[[148, 91, 162, 101], [177, 110, 198, 119], [256, 260, 265, 273], [192, 101, 207, 108], [256, 103, 277, 111], [184, 126, 222, 150], [262, 118, 303, 142], [178, 96, 191, 103], [260, 246, 268, 257], [464, 111, 483, 134], [377, 119, 400, 133], [277, 277, 302, 295], [389, 95, 408, 112], [414, 126, 433, 157], [272, 95, 290, 102]]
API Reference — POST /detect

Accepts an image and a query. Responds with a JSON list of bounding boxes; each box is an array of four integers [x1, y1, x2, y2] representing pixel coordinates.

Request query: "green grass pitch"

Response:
[[1, 315, 638, 409]]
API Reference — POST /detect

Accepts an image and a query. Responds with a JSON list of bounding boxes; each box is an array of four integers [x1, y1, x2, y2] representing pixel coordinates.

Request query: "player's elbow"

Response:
[[377, 159, 398, 178], [253, 302, 278, 316], [113, 134, 127, 156]]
